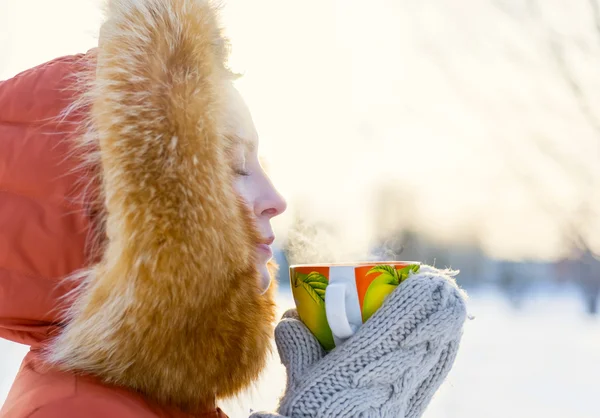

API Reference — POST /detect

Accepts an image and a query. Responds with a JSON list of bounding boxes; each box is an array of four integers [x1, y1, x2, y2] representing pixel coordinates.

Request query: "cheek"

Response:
[[233, 178, 253, 207]]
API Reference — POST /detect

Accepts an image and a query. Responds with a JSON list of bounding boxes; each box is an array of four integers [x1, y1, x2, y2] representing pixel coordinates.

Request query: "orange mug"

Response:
[[289, 262, 421, 350]]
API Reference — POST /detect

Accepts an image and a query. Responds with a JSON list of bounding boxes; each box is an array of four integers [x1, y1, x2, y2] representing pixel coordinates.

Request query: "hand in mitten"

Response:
[[251, 266, 467, 418]]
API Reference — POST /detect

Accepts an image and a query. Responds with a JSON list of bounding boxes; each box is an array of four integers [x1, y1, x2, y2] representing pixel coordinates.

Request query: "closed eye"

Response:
[[235, 168, 251, 177]]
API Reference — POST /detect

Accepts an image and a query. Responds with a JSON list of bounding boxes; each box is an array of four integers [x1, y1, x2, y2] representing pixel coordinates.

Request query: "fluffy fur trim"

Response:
[[47, 0, 277, 413]]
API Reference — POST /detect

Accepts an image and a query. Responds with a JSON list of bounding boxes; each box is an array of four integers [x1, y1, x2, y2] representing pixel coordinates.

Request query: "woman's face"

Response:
[[227, 87, 287, 293]]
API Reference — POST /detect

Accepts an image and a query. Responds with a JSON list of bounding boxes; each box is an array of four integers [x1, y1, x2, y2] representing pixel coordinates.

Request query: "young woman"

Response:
[[0, 1, 467, 417]]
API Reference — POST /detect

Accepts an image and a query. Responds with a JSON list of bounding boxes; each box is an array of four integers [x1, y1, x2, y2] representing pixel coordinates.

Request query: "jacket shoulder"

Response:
[[25, 394, 151, 418], [0, 357, 157, 418]]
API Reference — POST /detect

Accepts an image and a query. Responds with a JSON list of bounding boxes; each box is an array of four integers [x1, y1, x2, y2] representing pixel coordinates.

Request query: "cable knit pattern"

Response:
[[251, 266, 467, 418]]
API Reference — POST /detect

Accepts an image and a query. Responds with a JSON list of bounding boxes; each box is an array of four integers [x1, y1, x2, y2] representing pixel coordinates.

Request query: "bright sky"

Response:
[[1, 0, 599, 260]]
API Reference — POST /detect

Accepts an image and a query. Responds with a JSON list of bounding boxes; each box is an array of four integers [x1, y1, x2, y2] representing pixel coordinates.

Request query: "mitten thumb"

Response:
[[274, 309, 326, 390]]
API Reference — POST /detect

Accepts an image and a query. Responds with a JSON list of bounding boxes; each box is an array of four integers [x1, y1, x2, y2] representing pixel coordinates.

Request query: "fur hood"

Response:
[[41, 0, 277, 413]]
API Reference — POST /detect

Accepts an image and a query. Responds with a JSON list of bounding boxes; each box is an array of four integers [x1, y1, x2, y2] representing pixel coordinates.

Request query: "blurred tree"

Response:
[[572, 248, 600, 314], [492, 0, 600, 312]]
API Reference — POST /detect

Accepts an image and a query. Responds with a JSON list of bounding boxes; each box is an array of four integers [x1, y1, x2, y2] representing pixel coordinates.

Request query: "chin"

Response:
[[258, 263, 272, 295]]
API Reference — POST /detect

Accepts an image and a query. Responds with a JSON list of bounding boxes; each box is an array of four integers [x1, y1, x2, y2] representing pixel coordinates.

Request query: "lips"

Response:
[[257, 243, 273, 258], [257, 236, 275, 259]]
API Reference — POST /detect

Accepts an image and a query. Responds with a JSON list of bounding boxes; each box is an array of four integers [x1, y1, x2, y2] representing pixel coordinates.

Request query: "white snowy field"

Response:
[[1, 287, 597, 418]]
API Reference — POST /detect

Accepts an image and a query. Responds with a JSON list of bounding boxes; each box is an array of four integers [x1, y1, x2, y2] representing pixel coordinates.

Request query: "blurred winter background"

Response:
[[1, 0, 599, 417]]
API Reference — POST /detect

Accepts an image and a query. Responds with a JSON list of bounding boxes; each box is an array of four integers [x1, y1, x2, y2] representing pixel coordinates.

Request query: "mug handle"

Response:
[[325, 282, 360, 341]]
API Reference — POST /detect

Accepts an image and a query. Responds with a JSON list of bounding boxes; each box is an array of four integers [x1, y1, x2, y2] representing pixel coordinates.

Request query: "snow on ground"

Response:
[[1, 287, 598, 417]]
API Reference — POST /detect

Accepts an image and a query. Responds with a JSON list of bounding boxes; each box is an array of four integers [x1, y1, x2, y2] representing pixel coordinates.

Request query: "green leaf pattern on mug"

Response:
[[293, 272, 328, 304], [365, 265, 400, 284], [366, 263, 420, 284]]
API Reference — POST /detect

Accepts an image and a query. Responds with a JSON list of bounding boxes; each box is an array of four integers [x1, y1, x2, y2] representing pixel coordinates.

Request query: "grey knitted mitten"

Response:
[[251, 266, 467, 418]]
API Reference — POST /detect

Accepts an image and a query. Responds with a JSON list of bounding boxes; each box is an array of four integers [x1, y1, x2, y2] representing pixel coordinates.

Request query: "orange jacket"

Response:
[[0, 1, 277, 417]]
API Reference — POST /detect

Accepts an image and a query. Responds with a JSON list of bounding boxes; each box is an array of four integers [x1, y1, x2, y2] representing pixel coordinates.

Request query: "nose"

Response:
[[256, 176, 287, 219]]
